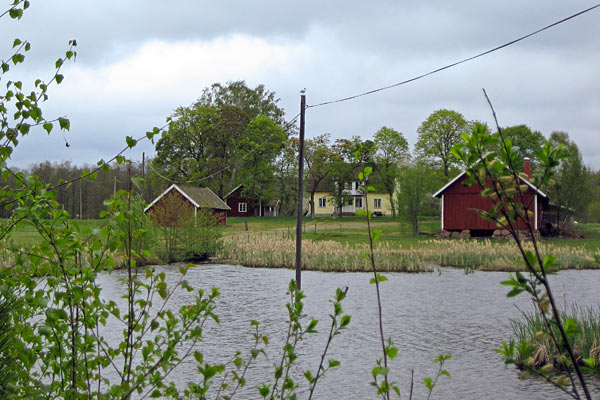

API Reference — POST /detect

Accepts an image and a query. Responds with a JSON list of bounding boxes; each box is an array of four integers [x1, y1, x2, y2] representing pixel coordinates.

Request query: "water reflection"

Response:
[[98, 265, 600, 400]]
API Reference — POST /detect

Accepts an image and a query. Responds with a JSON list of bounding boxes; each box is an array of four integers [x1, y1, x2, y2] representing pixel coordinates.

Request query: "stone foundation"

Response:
[[439, 229, 541, 241]]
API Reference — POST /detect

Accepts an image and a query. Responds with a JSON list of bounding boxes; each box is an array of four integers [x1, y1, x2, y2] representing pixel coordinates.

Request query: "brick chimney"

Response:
[[523, 157, 531, 178]]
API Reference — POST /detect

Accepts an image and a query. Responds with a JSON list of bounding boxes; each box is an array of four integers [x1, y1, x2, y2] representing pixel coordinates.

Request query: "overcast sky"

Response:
[[2, 1, 599, 170]]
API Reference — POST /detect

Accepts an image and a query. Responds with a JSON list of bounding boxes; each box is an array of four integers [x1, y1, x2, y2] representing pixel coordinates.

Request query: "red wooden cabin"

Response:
[[144, 184, 230, 225], [432, 163, 548, 236], [224, 185, 279, 217]]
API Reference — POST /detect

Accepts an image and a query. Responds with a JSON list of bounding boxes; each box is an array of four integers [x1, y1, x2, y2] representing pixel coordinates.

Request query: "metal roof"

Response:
[[144, 184, 231, 212]]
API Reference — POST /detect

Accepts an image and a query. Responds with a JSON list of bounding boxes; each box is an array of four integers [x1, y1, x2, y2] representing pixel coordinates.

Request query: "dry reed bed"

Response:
[[218, 232, 600, 272], [218, 233, 431, 272]]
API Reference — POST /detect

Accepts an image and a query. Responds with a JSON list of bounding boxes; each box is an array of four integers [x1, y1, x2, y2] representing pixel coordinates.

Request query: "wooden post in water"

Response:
[[295, 91, 306, 291]]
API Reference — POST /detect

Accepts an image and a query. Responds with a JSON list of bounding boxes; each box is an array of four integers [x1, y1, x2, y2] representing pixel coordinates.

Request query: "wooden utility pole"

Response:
[[142, 151, 146, 201], [79, 180, 83, 219], [295, 91, 306, 290]]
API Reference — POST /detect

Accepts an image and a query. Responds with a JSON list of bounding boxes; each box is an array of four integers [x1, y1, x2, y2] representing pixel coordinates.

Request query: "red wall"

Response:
[[226, 187, 257, 217], [442, 174, 542, 231]]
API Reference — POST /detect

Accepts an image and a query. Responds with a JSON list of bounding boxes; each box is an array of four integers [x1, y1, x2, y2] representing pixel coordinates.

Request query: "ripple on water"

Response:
[[95, 264, 600, 399]]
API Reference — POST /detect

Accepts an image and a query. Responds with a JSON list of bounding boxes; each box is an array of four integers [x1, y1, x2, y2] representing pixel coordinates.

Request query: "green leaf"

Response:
[[370, 274, 388, 284], [506, 287, 524, 298], [150, 319, 159, 331], [126, 136, 137, 148], [364, 166, 373, 176], [55, 74, 64, 84], [564, 318, 581, 336], [424, 377, 433, 390], [43, 123, 53, 134], [328, 359, 341, 368], [583, 357, 596, 368], [58, 117, 70, 130], [340, 315, 351, 328], [371, 367, 389, 377], [386, 346, 398, 359]]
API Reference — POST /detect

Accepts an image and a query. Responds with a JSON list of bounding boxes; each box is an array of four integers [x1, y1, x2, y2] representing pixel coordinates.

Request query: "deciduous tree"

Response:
[[497, 124, 545, 172], [396, 161, 438, 234], [373, 126, 409, 218], [304, 134, 335, 218], [547, 131, 592, 228], [415, 109, 468, 177]]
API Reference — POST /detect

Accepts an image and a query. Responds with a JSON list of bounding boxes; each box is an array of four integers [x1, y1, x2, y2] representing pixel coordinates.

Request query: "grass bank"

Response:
[[3, 217, 599, 272], [218, 231, 600, 272], [219, 217, 600, 272], [503, 305, 600, 377]]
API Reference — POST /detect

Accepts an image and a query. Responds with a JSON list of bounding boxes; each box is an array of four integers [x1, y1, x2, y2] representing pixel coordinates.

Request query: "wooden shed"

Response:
[[144, 184, 231, 226], [432, 168, 548, 237]]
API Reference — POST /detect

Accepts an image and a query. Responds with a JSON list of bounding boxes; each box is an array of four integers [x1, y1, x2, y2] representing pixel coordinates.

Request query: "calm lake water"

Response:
[[98, 264, 600, 400]]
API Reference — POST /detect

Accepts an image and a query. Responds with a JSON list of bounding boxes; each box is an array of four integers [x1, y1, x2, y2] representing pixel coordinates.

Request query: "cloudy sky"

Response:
[[2, 1, 599, 169]]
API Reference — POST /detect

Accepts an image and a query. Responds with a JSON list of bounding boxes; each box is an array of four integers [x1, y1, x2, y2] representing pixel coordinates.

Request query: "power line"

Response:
[[307, 4, 600, 109], [150, 112, 302, 185]]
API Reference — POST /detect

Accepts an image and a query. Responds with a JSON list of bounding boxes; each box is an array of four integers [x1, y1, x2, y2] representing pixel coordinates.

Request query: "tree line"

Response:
[[4, 82, 598, 226]]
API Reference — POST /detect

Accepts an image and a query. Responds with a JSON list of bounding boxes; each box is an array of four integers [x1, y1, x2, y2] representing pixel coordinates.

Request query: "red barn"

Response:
[[432, 166, 548, 238], [144, 184, 230, 225]]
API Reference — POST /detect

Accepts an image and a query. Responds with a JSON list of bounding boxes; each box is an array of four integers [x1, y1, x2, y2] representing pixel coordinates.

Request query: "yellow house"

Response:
[[310, 180, 393, 216]]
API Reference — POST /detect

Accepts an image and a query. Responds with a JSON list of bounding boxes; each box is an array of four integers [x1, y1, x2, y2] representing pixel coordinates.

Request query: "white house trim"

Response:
[[441, 194, 444, 231], [224, 184, 242, 199], [433, 171, 547, 199], [144, 184, 202, 212]]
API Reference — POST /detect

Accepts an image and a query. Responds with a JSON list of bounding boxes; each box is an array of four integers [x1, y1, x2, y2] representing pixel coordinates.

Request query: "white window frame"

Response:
[[374, 198, 382, 209], [355, 198, 363, 208], [238, 202, 247, 213], [318, 198, 327, 208]]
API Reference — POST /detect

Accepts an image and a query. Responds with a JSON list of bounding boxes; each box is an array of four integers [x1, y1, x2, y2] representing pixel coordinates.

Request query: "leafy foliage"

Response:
[[373, 126, 409, 218], [452, 93, 594, 399], [415, 109, 469, 177], [153, 82, 287, 199]]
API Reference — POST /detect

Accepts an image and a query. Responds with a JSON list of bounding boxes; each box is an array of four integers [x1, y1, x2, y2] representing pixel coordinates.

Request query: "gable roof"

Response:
[[432, 171, 547, 198], [224, 184, 243, 199], [145, 184, 231, 212]]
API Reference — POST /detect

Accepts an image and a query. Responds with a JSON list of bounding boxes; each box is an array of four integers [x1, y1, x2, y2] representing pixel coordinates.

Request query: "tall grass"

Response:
[[218, 231, 432, 272], [423, 239, 599, 271], [218, 231, 599, 272], [510, 305, 600, 373]]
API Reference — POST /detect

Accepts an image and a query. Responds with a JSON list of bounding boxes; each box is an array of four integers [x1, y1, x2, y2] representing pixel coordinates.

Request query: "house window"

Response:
[[374, 198, 382, 209], [238, 202, 247, 213], [355, 198, 362, 208], [319, 198, 327, 208], [348, 198, 353, 206]]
